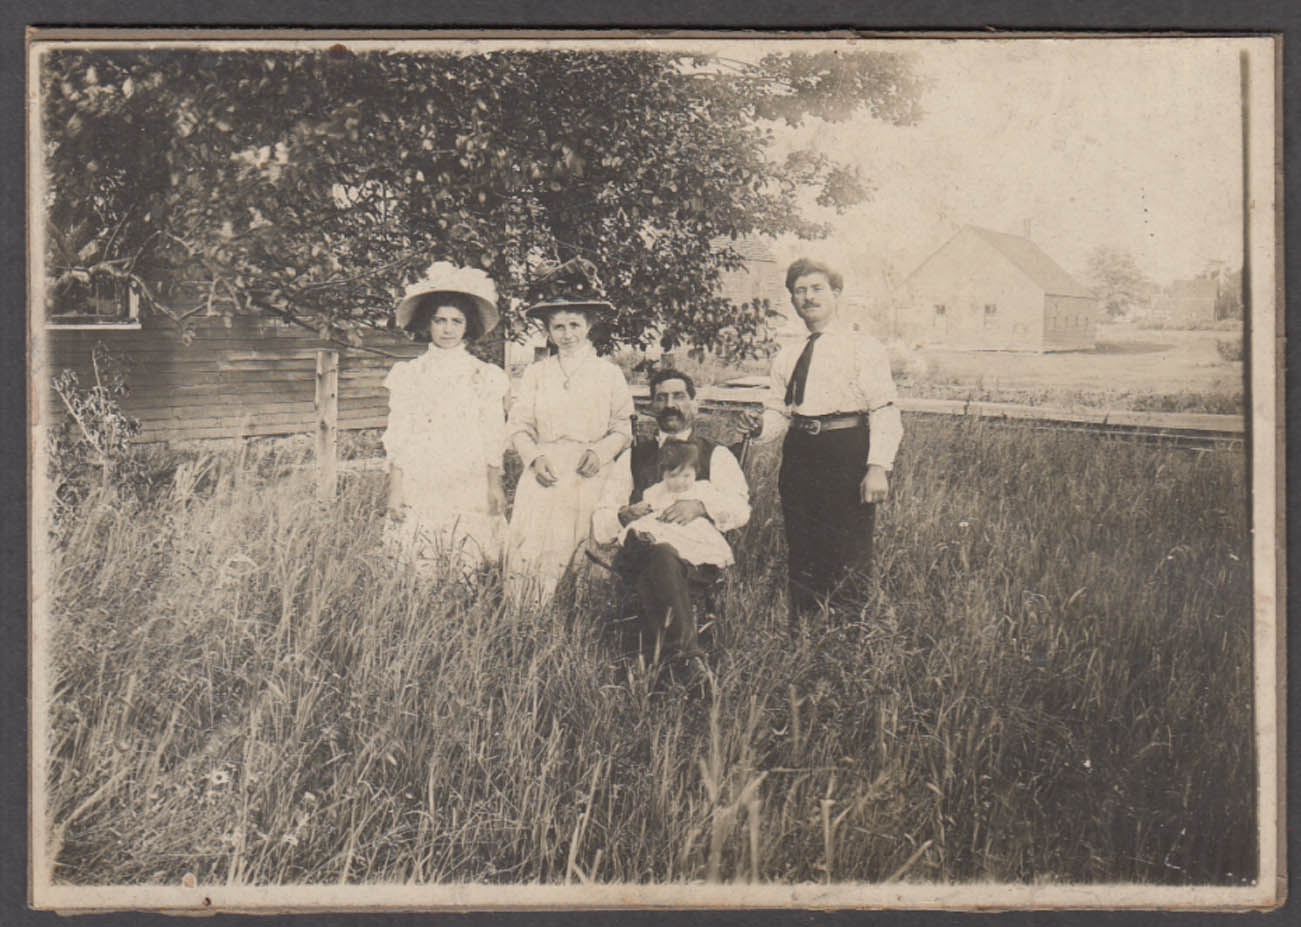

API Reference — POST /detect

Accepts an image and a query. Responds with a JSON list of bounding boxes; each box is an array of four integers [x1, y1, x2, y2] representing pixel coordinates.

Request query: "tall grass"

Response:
[[41, 417, 1254, 886]]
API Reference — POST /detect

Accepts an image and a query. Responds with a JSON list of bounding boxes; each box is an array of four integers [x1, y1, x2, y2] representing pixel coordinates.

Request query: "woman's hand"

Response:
[[576, 449, 602, 478], [387, 465, 406, 521], [532, 454, 559, 487], [486, 479, 507, 517]]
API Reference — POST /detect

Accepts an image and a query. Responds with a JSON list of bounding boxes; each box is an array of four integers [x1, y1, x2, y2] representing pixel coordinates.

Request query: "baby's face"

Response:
[[663, 465, 696, 494]]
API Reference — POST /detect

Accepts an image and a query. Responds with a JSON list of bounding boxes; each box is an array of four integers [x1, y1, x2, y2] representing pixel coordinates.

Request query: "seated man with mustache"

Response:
[[592, 368, 751, 661]]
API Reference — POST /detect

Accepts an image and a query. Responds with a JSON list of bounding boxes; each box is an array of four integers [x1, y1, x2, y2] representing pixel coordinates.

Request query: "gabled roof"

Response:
[[909, 225, 1093, 299], [964, 226, 1094, 299]]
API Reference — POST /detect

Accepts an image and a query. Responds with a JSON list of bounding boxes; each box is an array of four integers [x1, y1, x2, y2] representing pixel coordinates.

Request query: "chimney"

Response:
[[1022, 218, 1033, 240]]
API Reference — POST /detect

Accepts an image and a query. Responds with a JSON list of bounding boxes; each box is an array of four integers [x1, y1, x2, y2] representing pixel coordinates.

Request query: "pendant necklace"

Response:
[[557, 352, 579, 390]]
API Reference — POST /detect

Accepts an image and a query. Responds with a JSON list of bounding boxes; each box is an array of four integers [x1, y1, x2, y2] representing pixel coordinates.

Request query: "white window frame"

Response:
[[44, 287, 142, 331]]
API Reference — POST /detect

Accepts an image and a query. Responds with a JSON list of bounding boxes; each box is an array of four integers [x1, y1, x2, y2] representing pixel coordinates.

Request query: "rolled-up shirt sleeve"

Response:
[[857, 337, 902, 471], [698, 448, 751, 532], [758, 347, 793, 443], [591, 448, 633, 545]]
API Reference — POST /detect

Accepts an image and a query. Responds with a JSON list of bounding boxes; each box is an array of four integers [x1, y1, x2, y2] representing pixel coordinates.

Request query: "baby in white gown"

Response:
[[618, 441, 735, 568]]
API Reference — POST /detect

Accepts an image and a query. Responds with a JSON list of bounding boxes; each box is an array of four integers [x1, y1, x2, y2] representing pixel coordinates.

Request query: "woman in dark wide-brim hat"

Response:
[[383, 262, 509, 573], [505, 257, 633, 601]]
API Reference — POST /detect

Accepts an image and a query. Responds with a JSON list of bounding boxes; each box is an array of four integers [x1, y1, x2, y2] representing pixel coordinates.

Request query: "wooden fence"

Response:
[[41, 314, 423, 444], [41, 321, 1246, 502]]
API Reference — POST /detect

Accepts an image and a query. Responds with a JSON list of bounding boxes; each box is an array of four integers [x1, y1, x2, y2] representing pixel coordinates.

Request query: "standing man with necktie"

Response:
[[743, 258, 903, 627]]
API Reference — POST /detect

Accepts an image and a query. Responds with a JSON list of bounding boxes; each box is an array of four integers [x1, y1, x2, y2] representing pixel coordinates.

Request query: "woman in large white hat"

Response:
[[504, 257, 633, 602], [383, 262, 510, 573]]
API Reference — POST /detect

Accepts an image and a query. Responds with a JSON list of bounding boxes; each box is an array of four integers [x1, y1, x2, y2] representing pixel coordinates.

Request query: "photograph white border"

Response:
[[26, 28, 1284, 913]]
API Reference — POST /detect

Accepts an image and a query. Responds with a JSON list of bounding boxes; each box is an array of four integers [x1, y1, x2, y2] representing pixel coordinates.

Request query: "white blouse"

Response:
[[760, 320, 903, 471], [508, 345, 634, 468], [383, 345, 510, 480]]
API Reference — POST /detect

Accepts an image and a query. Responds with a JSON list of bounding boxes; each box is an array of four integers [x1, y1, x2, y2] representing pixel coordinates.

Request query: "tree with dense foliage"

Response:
[[1082, 245, 1152, 319], [40, 44, 921, 353]]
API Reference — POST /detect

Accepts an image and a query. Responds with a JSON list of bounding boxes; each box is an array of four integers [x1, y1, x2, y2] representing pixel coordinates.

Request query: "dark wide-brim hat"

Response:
[[522, 256, 616, 323], [395, 263, 499, 337]]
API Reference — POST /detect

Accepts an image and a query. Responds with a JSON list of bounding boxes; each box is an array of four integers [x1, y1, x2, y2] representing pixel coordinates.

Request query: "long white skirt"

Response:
[[505, 440, 615, 603], [384, 505, 504, 578]]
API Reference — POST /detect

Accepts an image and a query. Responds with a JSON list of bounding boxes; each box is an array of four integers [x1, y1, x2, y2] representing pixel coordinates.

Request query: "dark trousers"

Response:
[[778, 423, 875, 622], [614, 536, 718, 656]]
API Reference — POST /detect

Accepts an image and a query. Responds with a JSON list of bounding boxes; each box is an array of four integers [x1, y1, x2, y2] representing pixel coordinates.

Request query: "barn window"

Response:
[[983, 303, 997, 328], [934, 303, 946, 319], [45, 276, 142, 330]]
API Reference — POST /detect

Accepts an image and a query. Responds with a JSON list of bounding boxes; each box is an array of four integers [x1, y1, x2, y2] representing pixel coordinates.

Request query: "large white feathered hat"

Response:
[[395, 261, 499, 338]]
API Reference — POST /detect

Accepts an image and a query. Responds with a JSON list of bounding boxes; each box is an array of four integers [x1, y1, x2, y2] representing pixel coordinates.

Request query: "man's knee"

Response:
[[647, 543, 686, 575]]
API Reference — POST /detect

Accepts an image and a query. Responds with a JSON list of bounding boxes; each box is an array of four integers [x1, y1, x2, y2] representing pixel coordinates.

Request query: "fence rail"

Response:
[[629, 384, 1245, 451], [304, 355, 1246, 498]]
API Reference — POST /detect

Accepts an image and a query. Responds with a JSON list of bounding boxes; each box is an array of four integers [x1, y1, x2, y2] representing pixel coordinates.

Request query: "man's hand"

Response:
[[576, 449, 602, 478], [658, 499, 708, 525], [618, 501, 653, 526], [532, 455, 559, 487], [737, 410, 764, 438], [861, 465, 889, 504]]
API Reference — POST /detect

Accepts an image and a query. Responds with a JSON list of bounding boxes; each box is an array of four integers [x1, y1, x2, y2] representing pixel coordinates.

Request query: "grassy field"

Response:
[[41, 415, 1255, 886], [894, 323, 1244, 415]]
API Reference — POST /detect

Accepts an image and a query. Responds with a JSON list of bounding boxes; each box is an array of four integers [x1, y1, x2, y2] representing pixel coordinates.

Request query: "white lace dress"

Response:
[[382, 345, 509, 573], [505, 346, 633, 601]]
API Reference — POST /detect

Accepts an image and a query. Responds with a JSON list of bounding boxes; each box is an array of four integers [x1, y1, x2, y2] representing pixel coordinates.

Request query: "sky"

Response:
[[763, 38, 1253, 297]]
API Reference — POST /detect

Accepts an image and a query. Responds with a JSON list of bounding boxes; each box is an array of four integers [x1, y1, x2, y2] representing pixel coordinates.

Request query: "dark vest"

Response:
[[629, 434, 716, 503]]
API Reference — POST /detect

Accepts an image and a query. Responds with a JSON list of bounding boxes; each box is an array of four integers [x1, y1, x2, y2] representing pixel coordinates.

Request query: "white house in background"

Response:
[[714, 236, 788, 317], [901, 225, 1099, 351]]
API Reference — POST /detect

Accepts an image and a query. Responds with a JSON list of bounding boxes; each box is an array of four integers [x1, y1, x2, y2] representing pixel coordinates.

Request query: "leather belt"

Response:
[[791, 412, 866, 435]]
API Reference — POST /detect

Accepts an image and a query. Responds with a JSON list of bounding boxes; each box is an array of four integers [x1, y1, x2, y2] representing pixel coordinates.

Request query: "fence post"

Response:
[[315, 349, 339, 502]]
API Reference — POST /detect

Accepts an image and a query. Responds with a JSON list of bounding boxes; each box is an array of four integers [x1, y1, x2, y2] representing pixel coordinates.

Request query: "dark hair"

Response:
[[537, 306, 599, 328], [406, 293, 483, 342], [649, 367, 696, 399], [657, 439, 700, 477], [785, 258, 843, 294]]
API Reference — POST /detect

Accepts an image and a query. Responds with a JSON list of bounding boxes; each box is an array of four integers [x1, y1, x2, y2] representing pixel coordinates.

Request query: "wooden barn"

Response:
[[37, 287, 427, 445], [901, 225, 1099, 351]]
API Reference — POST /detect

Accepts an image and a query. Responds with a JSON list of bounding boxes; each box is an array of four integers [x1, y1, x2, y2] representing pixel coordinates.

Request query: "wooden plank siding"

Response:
[[40, 314, 424, 443]]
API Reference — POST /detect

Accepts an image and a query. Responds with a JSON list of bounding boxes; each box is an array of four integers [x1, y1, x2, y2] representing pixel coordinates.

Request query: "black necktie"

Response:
[[785, 332, 822, 407]]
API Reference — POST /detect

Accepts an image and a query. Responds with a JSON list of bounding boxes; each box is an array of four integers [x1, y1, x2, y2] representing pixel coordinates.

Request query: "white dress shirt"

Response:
[[758, 320, 903, 471], [591, 429, 751, 545]]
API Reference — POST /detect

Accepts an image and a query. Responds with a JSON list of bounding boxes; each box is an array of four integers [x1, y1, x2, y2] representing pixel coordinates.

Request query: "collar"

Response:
[[656, 428, 693, 446], [803, 317, 845, 339], [553, 341, 595, 362], [421, 343, 471, 364]]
